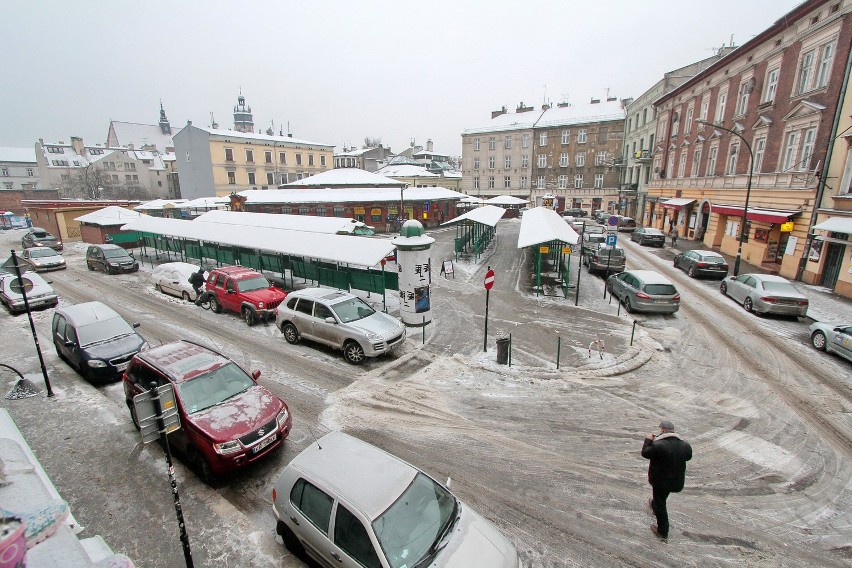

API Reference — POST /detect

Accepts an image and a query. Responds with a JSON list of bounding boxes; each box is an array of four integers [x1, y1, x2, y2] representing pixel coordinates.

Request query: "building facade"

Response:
[[334, 145, 394, 171], [648, 0, 851, 279], [0, 147, 40, 193]]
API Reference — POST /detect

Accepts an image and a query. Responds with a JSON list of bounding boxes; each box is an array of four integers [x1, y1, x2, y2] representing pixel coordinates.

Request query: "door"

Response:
[[161, 269, 179, 297], [311, 302, 341, 347], [288, 478, 336, 566], [292, 299, 317, 341], [830, 326, 852, 360], [820, 241, 847, 288], [728, 275, 755, 303]]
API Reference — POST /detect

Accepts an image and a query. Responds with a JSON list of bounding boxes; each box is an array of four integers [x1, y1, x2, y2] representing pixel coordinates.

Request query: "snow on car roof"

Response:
[[627, 270, 674, 284]]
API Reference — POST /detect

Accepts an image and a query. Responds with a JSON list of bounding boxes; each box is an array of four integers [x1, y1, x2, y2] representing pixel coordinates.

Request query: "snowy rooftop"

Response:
[[0, 147, 36, 163], [465, 99, 625, 134], [134, 199, 189, 211], [334, 148, 372, 157], [374, 164, 439, 178], [109, 121, 175, 151], [517, 206, 579, 247], [74, 206, 142, 226], [441, 205, 506, 228], [194, 210, 367, 234], [120, 216, 395, 267], [241, 185, 466, 205], [178, 197, 230, 209], [485, 195, 528, 206], [190, 125, 334, 148], [283, 168, 405, 188]]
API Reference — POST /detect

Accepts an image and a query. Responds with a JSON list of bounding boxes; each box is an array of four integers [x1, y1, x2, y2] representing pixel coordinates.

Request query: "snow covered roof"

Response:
[[177, 197, 230, 209], [0, 147, 36, 163], [441, 205, 506, 228], [485, 195, 528, 206], [134, 199, 189, 210], [374, 164, 439, 178], [459, 196, 484, 204], [440, 170, 462, 179], [120, 216, 395, 268], [241, 185, 466, 205], [194, 210, 367, 235], [465, 100, 625, 134], [517, 207, 579, 247], [283, 168, 405, 188], [335, 147, 372, 157], [108, 121, 175, 152], [74, 206, 142, 226], [190, 125, 334, 148]]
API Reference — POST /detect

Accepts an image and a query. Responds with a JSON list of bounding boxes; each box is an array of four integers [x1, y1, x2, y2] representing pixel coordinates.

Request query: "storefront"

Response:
[[706, 204, 802, 273], [807, 216, 852, 296]]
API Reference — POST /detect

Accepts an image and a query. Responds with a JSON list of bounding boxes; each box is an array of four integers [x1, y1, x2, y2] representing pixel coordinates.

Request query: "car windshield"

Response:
[[77, 317, 135, 346], [762, 281, 799, 294], [644, 284, 677, 295], [331, 297, 375, 323], [700, 255, 726, 264], [32, 231, 51, 239], [103, 248, 130, 259], [644, 229, 664, 235], [587, 235, 605, 242], [372, 473, 456, 568], [176, 362, 255, 414], [236, 276, 270, 292], [29, 249, 58, 258]]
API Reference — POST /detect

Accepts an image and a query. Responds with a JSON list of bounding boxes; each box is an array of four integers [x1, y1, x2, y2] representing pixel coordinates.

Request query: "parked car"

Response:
[[21, 227, 62, 251], [123, 340, 292, 482], [630, 227, 666, 247], [86, 244, 139, 274], [563, 207, 588, 218], [271, 431, 520, 568], [52, 302, 146, 383], [18, 247, 66, 272], [593, 210, 610, 223], [0, 271, 59, 315], [583, 244, 626, 275], [720, 273, 809, 317], [616, 216, 637, 232], [606, 270, 680, 313], [809, 322, 852, 363], [581, 232, 607, 256], [276, 288, 406, 364], [205, 265, 287, 326], [152, 262, 201, 301], [673, 250, 729, 279]]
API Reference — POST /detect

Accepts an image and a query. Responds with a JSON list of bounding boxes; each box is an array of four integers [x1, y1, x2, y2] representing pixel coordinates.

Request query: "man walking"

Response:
[[188, 267, 206, 297], [642, 420, 692, 541], [669, 226, 678, 247]]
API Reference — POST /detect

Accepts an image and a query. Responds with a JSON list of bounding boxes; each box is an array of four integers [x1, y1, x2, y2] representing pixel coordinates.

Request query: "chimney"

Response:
[[187, 120, 193, 126], [557, 102, 571, 108], [427, 139, 433, 152], [542, 103, 551, 111], [590, 98, 600, 104], [70, 136, 85, 156], [607, 97, 617, 102], [491, 105, 507, 119], [516, 102, 534, 113], [621, 97, 634, 109]]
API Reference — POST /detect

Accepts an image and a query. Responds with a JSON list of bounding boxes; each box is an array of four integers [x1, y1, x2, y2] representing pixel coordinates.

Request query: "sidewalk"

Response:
[[673, 237, 852, 323]]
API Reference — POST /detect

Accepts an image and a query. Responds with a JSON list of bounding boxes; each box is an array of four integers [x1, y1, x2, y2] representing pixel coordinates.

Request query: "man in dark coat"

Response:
[[642, 420, 692, 540], [188, 267, 205, 296]]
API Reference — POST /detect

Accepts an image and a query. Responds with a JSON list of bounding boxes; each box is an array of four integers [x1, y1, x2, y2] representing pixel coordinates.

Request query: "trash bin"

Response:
[[496, 336, 510, 365]]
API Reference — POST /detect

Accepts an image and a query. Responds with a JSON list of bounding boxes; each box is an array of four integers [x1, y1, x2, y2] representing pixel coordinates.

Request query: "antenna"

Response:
[[306, 425, 322, 449]]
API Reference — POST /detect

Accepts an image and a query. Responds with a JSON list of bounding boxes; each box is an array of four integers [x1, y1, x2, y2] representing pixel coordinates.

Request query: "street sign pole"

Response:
[[575, 222, 584, 306], [483, 267, 495, 352], [10, 250, 53, 397]]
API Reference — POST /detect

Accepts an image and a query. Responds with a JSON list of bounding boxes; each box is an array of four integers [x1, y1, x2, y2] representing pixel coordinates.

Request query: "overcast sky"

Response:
[[1, 0, 805, 157]]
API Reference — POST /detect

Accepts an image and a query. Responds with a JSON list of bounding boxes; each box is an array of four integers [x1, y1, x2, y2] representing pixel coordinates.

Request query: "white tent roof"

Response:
[[375, 164, 439, 178], [283, 168, 404, 187], [813, 216, 852, 234], [194, 210, 367, 234], [178, 197, 230, 209], [240, 186, 466, 204], [485, 195, 528, 206], [134, 199, 188, 211], [74, 206, 142, 227], [517, 207, 579, 248], [441, 205, 506, 228], [459, 196, 484, 204], [120, 216, 395, 268]]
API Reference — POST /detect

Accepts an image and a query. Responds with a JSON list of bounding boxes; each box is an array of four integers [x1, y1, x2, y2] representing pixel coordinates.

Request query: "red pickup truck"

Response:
[[205, 266, 287, 326]]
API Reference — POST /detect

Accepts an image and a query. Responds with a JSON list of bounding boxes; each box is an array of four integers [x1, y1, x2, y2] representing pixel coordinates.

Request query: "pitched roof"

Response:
[[74, 206, 142, 226], [465, 99, 625, 134], [108, 121, 175, 151], [374, 164, 440, 178], [185, 125, 334, 148], [240, 185, 465, 205], [283, 168, 405, 188], [0, 147, 36, 163]]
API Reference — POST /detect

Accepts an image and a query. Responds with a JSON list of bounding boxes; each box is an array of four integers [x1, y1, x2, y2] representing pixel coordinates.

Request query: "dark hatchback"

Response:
[[630, 227, 666, 247], [86, 244, 139, 274], [674, 250, 730, 279], [21, 227, 63, 251], [52, 302, 146, 383]]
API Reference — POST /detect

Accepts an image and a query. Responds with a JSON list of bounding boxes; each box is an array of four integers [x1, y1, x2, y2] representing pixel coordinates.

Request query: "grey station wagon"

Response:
[[607, 269, 680, 313]]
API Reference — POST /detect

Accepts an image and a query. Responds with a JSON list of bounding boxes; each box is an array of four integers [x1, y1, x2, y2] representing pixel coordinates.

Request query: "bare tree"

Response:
[[68, 164, 114, 199], [363, 136, 382, 148]]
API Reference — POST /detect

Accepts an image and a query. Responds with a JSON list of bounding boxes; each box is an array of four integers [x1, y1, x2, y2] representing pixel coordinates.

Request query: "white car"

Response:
[[152, 262, 202, 301], [0, 271, 59, 315], [272, 431, 520, 568], [808, 322, 852, 363]]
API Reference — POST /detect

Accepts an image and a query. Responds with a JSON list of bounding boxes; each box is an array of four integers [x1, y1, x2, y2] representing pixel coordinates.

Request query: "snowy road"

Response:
[[1, 222, 850, 567]]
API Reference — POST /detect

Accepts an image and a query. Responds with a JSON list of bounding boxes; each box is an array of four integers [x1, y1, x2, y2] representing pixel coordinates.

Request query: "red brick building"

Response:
[[21, 200, 141, 244]]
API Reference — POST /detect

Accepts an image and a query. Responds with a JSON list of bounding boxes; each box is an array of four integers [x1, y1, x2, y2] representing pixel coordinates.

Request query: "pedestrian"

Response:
[[669, 227, 678, 247], [641, 420, 692, 541], [188, 266, 205, 297]]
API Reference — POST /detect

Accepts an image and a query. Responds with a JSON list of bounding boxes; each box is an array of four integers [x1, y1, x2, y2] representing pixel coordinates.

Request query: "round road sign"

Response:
[[9, 277, 33, 294], [484, 269, 495, 290], [607, 215, 619, 227]]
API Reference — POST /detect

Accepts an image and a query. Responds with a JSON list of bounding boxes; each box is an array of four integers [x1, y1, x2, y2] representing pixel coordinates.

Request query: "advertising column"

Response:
[[391, 220, 435, 327]]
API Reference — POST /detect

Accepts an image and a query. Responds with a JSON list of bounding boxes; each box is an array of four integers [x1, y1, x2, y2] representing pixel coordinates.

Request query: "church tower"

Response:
[[158, 101, 171, 134], [233, 93, 254, 133]]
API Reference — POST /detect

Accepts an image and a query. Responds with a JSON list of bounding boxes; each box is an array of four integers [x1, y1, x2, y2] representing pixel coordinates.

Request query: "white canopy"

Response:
[[178, 197, 230, 209], [517, 207, 579, 248], [441, 205, 506, 228], [134, 199, 188, 211], [485, 195, 528, 206], [120, 216, 395, 268], [75, 206, 142, 227], [813, 216, 852, 234], [194, 210, 367, 234]]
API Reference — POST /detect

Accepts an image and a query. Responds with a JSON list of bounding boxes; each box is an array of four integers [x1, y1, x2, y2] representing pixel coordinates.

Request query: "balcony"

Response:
[[634, 150, 652, 163], [648, 171, 817, 191]]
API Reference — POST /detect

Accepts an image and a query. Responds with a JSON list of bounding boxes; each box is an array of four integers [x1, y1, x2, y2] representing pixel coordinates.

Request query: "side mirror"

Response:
[[325, 317, 336, 324], [64, 340, 74, 348], [132, 322, 141, 329], [251, 370, 262, 381], [445, 477, 452, 490]]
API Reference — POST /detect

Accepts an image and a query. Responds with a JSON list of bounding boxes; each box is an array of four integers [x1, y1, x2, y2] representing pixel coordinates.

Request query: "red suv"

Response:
[[205, 266, 287, 326], [123, 340, 292, 482]]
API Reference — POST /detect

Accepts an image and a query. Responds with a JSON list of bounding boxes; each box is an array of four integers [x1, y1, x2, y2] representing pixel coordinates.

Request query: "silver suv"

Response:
[[271, 431, 520, 568], [275, 288, 406, 364], [606, 269, 680, 313]]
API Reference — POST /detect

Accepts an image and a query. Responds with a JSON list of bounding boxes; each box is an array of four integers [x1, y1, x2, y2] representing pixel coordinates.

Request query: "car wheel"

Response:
[[687, 266, 696, 278], [743, 297, 754, 313], [343, 341, 366, 365], [623, 297, 633, 313], [811, 330, 827, 351], [182, 291, 190, 301], [128, 402, 141, 430], [188, 447, 214, 484], [277, 521, 306, 558], [720, 282, 728, 296], [155, 283, 162, 293], [87, 262, 94, 271], [243, 307, 256, 327], [107, 266, 115, 275], [210, 297, 222, 313], [281, 323, 300, 344]]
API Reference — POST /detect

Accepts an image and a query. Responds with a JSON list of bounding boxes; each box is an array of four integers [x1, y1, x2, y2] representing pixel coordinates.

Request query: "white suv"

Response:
[[272, 432, 520, 568], [275, 288, 405, 364]]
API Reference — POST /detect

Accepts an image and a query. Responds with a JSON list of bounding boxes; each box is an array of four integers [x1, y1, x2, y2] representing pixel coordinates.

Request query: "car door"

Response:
[[288, 478, 337, 567], [331, 503, 383, 568], [162, 269, 180, 297], [292, 299, 317, 341], [88, 247, 105, 272], [727, 274, 751, 302], [829, 326, 852, 361], [223, 278, 241, 313], [680, 250, 696, 270], [609, 273, 628, 300], [311, 302, 342, 348]]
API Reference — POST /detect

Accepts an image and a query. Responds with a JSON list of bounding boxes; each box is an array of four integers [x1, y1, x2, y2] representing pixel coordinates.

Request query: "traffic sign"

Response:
[[133, 384, 181, 444], [606, 233, 617, 246], [484, 269, 495, 290], [607, 215, 619, 227]]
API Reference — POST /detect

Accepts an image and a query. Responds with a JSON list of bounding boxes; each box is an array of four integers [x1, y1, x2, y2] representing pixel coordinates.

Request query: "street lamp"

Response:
[[696, 119, 754, 276]]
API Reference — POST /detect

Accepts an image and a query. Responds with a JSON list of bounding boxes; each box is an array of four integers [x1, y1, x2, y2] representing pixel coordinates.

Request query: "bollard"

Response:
[[556, 336, 561, 369], [631, 320, 637, 346], [508, 333, 512, 367], [422, 315, 426, 344], [617, 298, 621, 316]]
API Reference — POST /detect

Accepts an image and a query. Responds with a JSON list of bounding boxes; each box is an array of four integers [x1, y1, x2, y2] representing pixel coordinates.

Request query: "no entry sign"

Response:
[[484, 269, 495, 290]]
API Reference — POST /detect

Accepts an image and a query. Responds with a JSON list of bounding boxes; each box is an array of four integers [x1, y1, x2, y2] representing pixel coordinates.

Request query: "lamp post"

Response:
[[697, 119, 754, 276]]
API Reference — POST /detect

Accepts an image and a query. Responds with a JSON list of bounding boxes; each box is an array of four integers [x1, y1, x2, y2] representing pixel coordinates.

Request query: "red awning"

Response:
[[711, 205, 801, 223]]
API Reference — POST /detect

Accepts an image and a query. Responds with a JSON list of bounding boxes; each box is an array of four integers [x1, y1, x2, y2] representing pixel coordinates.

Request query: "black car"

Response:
[[563, 208, 588, 218], [21, 227, 63, 251], [86, 244, 139, 274], [673, 250, 730, 279], [52, 301, 146, 383], [630, 227, 666, 247]]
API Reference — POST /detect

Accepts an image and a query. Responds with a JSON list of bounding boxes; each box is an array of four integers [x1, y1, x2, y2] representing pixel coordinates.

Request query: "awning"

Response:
[[711, 205, 801, 224], [813, 216, 852, 234], [661, 198, 696, 209]]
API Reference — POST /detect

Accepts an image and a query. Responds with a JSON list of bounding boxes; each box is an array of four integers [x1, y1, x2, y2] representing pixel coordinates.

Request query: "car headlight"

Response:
[[213, 440, 242, 455], [108, 262, 119, 267], [276, 408, 289, 427], [58, 259, 66, 264], [140, 342, 150, 351], [87, 359, 107, 368], [258, 302, 265, 309]]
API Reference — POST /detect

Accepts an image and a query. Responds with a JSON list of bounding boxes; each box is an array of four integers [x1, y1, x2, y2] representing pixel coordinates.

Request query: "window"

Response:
[[752, 137, 766, 173], [307, 154, 313, 166], [736, 81, 750, 116], [279, 173, 288, 184], [816, 41, 835, 89], [125, 175, 132, 181], [798, 50, 816, 94], [0, 168, 7, 176], [707, 145, 718, 176], [725, 142, 739, 175], [691, 149, 702, 177], [227, 171, 236, 184], [538, 154, 546, 168], [598, 127, 608, 143], [558, 175, 568, 189], [265, 151, 272, 164], [782, 131, 799, 171], [488, 176, 495, 189], [714, 90, 727, 123], [473, 177, 480, 190], [504, 156, 511, 169], [246, 149, 254, 163], [627, 118, 633, 132], [594, 174, 603, 188], [539, 132, 547, 146], [3, 182, 12, 189], [678, 151, 687, 178], [575, 152, 585, 167], [488, 156, 495, 169], [643, 109, 648, 125], [333, 505, 381, 568], [474, 138, 480, 151], [504, 176, 511, 189], [560, 152, 568, 167], [561, 130, 570, 144], [267, 172, 274, 185], [504, 136, 512, 149], [279, 152, 287, 164], [536, 176, 545, 189], [474, 158, 480, 170], [290, 478, 333, 534], [596, 151, 606, 166], [763, 68, 779, 103], [521, 155, 529, 168], [520, 176, 528, 189], [800, 128, 816, 171], [333, 206, 345, 216], [295, 154, 302, 165], [685, 107, 693, 134], [47, 146, 62, 154], [574, 174, 583, 188], [125, 162, 136, 171], [522, 134, 530, 148], [248, 172, 256, 185], [667, 154, 675, 177], [488, 137, 496, 150], [839, 149, 852, 195], [320, 155, 326, 167], [700, 98, 709, 121], [577, 129, 587, 143], [186, 152, 191, 162], [298, 207, 309, 215]]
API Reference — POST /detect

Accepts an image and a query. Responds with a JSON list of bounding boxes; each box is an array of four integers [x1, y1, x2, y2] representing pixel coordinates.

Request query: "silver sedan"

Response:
[[808, 322, 852, 363], [720, 273, 809, 317]]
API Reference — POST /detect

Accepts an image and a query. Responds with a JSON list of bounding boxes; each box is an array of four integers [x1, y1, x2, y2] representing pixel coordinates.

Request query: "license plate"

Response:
[[252, 434, 277, 454], [115, 362, 130, 371]]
